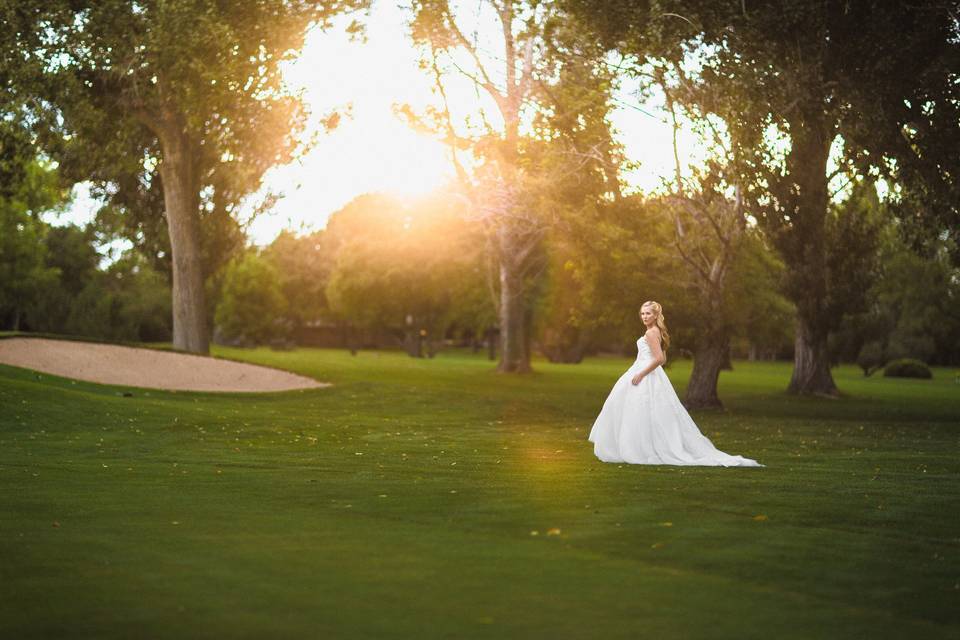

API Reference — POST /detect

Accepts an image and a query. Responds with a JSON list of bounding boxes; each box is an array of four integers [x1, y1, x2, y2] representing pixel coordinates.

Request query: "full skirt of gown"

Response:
[[588, 338, 763, 467]]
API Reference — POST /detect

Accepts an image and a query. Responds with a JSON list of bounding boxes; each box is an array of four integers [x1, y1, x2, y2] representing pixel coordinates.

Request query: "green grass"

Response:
[[1, 342, 958, 639]]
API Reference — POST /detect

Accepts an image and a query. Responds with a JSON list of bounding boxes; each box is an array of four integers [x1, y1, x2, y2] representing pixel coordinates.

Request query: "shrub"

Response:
[[214, 252, 287, 346], [883, 358, 932, 379], [856, 341, 885, 376]]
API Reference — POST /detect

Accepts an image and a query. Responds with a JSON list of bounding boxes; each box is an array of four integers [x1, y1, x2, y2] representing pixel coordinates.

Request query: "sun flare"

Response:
[[248, 3, 691, 245], [244, 6, 457, 243]]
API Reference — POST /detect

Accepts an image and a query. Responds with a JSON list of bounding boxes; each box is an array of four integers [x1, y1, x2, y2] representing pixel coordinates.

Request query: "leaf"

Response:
[[753, 514, 768, 521]]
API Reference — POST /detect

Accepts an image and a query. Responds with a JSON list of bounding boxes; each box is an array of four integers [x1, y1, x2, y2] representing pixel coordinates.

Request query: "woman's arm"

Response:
[[631, 328, 666, 385]]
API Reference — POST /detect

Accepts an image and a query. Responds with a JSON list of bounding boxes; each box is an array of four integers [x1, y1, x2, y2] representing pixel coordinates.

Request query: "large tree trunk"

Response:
[[788, 318, 838, 395], [685, 335, 728, 410], [780, 110, 838, 395], [498, 258, 530, 373], [156, 111, 209, 354]]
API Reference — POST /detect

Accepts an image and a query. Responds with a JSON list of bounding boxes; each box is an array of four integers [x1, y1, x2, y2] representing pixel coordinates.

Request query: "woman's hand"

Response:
[[631, 372, 645, 385]]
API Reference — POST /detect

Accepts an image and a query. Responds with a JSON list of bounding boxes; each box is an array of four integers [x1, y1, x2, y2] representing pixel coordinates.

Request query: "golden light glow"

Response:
[[248, 4, 456, 243], [248, 3, 706, 245]]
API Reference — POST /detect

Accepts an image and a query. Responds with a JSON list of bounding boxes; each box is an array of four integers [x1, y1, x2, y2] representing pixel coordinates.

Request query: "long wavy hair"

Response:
[[641, 301, 671, 350]]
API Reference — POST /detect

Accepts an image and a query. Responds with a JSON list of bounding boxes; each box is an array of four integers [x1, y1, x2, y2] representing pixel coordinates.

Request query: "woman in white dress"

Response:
[[588, 301, 763, 467]]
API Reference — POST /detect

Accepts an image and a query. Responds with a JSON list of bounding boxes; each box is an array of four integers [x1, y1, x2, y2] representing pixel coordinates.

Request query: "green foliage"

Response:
[[59, 251, 173, 342], [324, 191, 492, 354], [0, 153, 71, 329], [833, 212, 960, 366], [535, 196, 669, 357], [12, 215, 173, 343], [260, 230, 332, 332], [214, 251, 288, 346], [22, 224, 101, 332], [727, 234, 795, 357], [883, 358, 933, 380], [0, 208, 56, 330]]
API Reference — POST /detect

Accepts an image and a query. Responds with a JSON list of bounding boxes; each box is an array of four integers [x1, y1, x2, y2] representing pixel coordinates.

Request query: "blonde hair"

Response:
[[641, 301, 671, 350]]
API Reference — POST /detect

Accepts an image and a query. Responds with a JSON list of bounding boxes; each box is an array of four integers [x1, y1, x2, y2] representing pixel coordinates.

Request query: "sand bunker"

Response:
[[0, 337, 328, 393]]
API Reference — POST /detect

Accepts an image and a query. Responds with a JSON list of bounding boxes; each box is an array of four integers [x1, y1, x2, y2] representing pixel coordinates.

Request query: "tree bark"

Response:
[[498, 257, 530, 373], [156, 110, 209, 354], [685, 335, 728, 410], [780, 110, 838, 395], [788, 318, 838, 395]]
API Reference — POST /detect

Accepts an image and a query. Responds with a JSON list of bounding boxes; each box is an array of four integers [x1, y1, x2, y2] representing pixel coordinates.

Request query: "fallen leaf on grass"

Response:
[[546, 528, 562, 536], [753, 514, 768, 521]]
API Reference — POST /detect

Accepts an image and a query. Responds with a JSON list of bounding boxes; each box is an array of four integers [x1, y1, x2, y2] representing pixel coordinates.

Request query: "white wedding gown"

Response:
[[588, 337, 763, 467]]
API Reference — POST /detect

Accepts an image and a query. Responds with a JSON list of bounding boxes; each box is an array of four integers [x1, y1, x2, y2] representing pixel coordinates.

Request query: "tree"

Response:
[[840, 216, 960, 369], [404, 0, 620, 372], [1, 0, 368, 353], [214, 251, 288, 346], [261, 229, 333, 334], [61, 249, 173, 343], [563, 0, 959, 395], [404, 0, 549, 371], [0, 152, 69, 330], [21, 223, 101, 333], [531, 16, 632, 363], [324, 191, 490, 356], [648, 58, 760, 408]]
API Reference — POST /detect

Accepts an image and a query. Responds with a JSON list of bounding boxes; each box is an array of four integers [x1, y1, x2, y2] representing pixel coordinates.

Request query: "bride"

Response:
[[588, 301, 763, 467]]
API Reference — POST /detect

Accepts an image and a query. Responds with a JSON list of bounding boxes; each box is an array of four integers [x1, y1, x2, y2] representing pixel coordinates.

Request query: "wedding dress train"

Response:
[[588, 337, 763, 467]]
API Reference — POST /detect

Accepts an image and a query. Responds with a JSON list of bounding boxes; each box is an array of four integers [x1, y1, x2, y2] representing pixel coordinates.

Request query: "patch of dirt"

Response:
[[0, 337, 328, 393]]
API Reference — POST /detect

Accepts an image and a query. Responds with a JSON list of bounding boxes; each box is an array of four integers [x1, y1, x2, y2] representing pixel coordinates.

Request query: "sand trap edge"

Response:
[[0, 335, 330, 393]]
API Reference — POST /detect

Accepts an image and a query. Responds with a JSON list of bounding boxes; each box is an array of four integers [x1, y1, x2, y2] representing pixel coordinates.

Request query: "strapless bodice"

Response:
[[634, 337, 653, 363]]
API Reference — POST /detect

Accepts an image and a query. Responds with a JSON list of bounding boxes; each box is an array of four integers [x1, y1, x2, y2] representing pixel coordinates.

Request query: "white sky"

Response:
[[48, 1, 710, 247]]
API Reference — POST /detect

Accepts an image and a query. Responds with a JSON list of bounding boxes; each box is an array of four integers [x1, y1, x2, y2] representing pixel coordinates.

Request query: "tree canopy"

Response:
[[1, 0, 368, 352]]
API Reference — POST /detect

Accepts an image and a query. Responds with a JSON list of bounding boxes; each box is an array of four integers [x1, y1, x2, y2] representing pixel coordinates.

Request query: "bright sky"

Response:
[[51, 1, 703, 249]]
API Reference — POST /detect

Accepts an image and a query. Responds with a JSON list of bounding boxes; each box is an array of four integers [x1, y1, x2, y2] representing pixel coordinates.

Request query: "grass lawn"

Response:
[[1, 342, 958, 639]]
